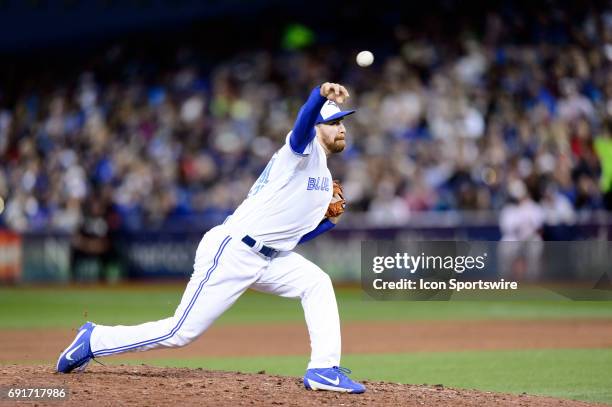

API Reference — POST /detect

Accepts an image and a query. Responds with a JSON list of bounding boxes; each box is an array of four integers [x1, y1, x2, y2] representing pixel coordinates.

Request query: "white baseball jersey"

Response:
[[224, 133, 332, 251]]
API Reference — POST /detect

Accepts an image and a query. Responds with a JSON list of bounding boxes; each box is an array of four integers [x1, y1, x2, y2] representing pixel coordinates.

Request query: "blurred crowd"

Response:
[[1, 4, 612, 233]]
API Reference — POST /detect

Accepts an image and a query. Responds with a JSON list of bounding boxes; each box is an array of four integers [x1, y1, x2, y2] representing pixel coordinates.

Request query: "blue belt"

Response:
[[241, 235, 279, 258]]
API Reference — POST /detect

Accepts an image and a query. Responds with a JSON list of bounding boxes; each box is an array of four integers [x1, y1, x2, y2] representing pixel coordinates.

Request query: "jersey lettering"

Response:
[[306, 177, 330, 191]]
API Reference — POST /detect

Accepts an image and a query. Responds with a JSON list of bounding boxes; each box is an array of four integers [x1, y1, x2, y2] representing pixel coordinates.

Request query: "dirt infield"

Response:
[[0, 365, 606, 407], [1, 319, 611, 363]]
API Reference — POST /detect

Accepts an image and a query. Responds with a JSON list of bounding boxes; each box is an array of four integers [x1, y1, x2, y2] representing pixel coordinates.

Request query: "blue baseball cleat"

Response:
[[56, 322, 95, 373], [303, 366, 366, 393]]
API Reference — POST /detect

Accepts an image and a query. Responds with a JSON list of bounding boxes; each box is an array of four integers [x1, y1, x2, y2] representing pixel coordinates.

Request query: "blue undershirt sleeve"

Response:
[[289, 86, 327, 154], [297, 219, 336, 245]]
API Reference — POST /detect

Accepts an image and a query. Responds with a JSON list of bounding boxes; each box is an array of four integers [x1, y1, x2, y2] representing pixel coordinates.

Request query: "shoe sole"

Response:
[[304, 378, 364, 393]]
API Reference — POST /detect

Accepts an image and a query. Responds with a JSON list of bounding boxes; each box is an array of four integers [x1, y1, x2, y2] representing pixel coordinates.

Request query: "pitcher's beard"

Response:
[[330, 140, 346, 153]]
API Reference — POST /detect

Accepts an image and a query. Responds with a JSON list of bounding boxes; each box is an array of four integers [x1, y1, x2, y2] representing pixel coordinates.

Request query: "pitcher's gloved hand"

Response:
[[325, 180, 346, 219]]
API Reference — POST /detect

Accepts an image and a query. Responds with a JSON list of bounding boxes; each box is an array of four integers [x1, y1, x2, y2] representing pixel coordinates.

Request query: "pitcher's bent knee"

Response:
[[305, 267, 334, 295]]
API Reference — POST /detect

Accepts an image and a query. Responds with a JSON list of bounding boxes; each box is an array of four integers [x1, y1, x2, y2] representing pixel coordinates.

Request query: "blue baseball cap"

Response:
[[316, 100, 356, 124]]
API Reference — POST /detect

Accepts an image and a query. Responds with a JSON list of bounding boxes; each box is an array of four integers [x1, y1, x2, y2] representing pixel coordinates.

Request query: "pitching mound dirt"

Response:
[[0, 365, 604, 407]]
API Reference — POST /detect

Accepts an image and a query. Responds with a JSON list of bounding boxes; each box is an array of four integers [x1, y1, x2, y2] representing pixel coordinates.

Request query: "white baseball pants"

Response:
[[89, 224, 341, 369]]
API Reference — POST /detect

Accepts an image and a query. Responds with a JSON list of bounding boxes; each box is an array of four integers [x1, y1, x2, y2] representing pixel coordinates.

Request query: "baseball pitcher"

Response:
[[56, 82, 365, 394]]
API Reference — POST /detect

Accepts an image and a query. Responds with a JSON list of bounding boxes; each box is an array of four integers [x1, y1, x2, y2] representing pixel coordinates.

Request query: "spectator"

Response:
[[0, 3, 610, 232]]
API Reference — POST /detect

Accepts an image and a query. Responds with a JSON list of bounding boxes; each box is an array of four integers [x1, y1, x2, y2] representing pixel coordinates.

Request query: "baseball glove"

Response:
[[325, 180, 346, 218]]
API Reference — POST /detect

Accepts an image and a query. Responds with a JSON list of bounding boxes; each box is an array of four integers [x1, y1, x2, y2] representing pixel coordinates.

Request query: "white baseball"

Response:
[[356, 51, 374, 67]]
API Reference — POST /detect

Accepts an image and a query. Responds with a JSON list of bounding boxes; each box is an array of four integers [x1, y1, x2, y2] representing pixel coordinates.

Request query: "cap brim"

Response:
[[317, 110, 356, 124]]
